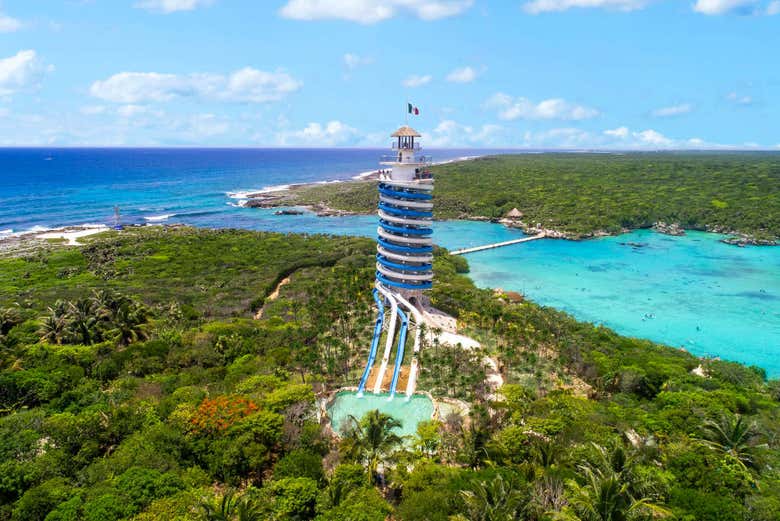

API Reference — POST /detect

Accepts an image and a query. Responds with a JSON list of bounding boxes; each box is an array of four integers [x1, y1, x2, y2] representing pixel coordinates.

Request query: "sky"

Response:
[[0, 0, 777, 149]]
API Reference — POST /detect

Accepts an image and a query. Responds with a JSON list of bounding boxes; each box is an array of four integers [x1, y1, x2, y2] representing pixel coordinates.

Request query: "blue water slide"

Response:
[[378, 185, 433, 200], [378, 202, 432, 218], [376, 254, 432, 272], [379, 221, 433, 236], [388, 306, 409, 399], [357, 289, 385, 395], [377, 238, 432, 253], [376, 271, 432, 290]]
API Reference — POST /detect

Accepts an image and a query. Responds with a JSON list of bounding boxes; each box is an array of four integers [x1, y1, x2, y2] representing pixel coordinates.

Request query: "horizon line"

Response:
[[0, 145, 779, 153]]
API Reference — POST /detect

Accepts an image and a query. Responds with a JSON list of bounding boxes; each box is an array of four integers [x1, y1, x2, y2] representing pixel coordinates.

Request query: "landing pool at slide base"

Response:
[[327, 391, 434, 438]]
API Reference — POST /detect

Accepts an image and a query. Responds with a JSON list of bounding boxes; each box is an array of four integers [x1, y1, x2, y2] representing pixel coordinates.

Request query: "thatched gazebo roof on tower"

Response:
[[391, 126, 421, 137]]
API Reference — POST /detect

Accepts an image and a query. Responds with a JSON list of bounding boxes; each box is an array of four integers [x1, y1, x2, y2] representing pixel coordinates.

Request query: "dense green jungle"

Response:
[[0, 227, 778, 520], [284, 153, 780, 242]]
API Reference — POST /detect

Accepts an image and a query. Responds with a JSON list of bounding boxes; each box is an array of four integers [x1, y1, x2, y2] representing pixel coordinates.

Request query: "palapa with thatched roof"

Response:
[[506, 208, 523, 219], [391, 126, 421, 137]]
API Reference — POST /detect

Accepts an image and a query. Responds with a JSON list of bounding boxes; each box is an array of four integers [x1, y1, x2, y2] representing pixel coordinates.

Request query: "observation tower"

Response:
[[356, 125, 434, 400], [376, 126, 434, 292]]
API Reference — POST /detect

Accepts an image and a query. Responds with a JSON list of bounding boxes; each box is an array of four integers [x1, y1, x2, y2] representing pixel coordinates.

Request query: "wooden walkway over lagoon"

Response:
[[450, 232, 546, 255]]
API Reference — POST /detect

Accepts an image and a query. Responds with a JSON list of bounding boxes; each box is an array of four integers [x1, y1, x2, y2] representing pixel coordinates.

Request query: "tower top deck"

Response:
[[391, 126, 421, 137]]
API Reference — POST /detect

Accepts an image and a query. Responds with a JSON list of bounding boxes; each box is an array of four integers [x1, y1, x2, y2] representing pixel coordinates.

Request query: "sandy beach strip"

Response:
[[34, 224, 110, 246]]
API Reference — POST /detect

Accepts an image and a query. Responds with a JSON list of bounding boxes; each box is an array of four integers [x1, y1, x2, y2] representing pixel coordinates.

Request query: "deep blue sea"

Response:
[[1, 148, 778, 377], [0, 147, 504, 234]]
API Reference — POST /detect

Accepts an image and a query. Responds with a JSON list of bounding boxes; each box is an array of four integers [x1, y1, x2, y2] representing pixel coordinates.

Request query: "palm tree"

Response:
[[554, 445, 670, 521], [109, 301, 149, 346], [67, 298, 99, 345], [532, 438, 563, 469], [699, 414, 766, 470], [340, 409, 404, 484], [200, 490, 262, 521], [451, 473, 528, 521], [38, 300, 69, 345], [91, 289, 124, 321]]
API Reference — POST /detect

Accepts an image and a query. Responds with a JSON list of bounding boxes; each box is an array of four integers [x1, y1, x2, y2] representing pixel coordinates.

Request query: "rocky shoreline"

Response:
[[651, 220, 777, 246], [242, 187, 360, 217]]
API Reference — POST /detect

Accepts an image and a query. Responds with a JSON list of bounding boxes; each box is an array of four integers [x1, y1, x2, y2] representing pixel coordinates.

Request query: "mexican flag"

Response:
[[407, 103, 420, 115]]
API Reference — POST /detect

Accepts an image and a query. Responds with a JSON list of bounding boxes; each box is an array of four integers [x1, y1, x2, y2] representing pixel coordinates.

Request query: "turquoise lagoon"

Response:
[[327, 391, 435, 438], [242, 207, 780, 377], [463, 229, 780, 377]]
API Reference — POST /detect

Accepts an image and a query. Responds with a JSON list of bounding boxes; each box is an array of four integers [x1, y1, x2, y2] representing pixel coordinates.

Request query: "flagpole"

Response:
[[405, 99, 408, 126]]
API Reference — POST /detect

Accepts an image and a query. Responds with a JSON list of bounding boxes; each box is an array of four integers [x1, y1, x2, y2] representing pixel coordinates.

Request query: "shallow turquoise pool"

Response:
[[327, 391, 435, 438]]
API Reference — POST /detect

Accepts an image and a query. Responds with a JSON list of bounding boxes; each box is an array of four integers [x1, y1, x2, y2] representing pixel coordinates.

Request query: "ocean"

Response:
[[1, 147, 778, 376], [0, 147, 503, 235]]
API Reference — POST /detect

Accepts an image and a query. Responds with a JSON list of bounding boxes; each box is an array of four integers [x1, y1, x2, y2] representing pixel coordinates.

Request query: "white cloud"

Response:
[[652, 103, 692, 117], [523, 0, 777, 14], [134, 0, 213, 13], [634, 129, 672, 146], [343, 53, 372, 69], [485, 93, 599, 121], [602, 125, 674, 147], [727, 92, 753, 105], [277, 120, 359, 146], [0, 50, 50, 97], [523, 0, 648, 13], [279, 0, 473, 24], [117, 104, 162, 118], [520, 125, 681, 149], [0, 11, 22, 32], [604, 126, 629, 138], [224, 68, 301, 102], [90, 68, 302, 104], [402, 74, 432, 87], [603, 126, 774, 150], [445, 66, 478, 83], [521, 127, 595, 148], [423, 119, 504, 147], [693, 0, 759, 14], [91, 72, 199, 103]]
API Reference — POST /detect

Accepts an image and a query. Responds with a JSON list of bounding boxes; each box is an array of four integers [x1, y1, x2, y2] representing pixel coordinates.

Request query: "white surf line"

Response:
[[373, 284, 398, 394], [450, 232, 546, 255], [393, 292, 425, 399]]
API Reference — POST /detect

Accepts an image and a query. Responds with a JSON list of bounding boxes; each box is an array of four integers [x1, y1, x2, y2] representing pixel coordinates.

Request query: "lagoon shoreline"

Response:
[[237, 170, 777, 247]]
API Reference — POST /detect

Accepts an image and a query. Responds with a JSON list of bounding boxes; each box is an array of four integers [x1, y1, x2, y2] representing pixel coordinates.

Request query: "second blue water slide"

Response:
[[388, 306, 408, 399], [357, 289, 384, 395]]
